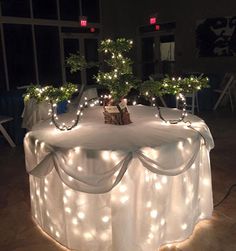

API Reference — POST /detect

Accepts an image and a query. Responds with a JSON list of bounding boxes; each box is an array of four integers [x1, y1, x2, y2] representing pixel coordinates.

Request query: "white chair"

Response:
[[67, 87, 98, 112], [0, 116, 16, 147], [185, 92, 199, 114], [213, 73, 235, 111], [176, 92, 199, 114]]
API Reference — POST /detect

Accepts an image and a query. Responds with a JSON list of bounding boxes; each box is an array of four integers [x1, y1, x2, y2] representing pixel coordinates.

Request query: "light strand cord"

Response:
[[154, 93, 188, 124], [152, 94, 208, 145], [49, 97, 99, 131], [214, 184, 236, 208]]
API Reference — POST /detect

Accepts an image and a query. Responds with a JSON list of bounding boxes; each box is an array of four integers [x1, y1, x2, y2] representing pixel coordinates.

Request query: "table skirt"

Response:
[[29, 143, 213, 251]]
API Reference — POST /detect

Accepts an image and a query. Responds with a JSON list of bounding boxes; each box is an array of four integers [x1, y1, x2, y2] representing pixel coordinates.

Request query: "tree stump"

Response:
[[103, 99, 132, 125]]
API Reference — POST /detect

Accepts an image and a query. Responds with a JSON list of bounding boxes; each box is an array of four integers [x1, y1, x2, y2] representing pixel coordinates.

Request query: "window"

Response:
[[35, 26, 62, 85], [85, 38, 98, 61], [1, 0, 30, 17], [4, 24, 36, 88], [160, 35, 175, 61], [141, 37, 155, 79], [142, 37, 154, 61], [59, 0, 80, 21], [63, 38, 81, 84], [85, 38, 98, 85], [32, 0, 58, 19], [81, 0, 100, 23]]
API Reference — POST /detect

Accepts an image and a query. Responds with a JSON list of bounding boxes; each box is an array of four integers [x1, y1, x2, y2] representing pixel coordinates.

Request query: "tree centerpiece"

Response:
[[140, 75, 209, 97], [96, 38, 139, 125], [139, 75, 209, 124]]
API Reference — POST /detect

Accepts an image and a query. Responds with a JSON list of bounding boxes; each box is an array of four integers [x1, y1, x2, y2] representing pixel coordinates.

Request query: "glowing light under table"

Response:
[[25, 106, 214, 251]]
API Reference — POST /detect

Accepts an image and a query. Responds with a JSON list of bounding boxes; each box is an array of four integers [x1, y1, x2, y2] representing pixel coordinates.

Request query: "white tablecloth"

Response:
[[22, 99, 50, 130], [24, 106, 214, 251]]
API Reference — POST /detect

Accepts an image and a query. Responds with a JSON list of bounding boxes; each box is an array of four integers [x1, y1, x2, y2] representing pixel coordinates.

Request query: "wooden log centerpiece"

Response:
[[103, 99, 132, 125]]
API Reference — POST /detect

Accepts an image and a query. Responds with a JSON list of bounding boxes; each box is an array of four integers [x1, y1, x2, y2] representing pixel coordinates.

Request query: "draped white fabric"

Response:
[[21, 88, 98, 130], [22, 99, 51, 130], [24, 106, 214, 251]]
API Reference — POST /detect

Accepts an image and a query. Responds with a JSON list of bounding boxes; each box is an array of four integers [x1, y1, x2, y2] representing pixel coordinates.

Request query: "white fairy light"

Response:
[[71, 218, 78, 226], [102, 216, 109, 223], [203, 178, 210, 186], [119, 184, 127, 193], [191, 163, 196, 169], [65, 190, 72, 197], [160, 218, 165, 226], [154, 92, 190, 125], [84, 232, 93, 240], [77, 166, 83, 171], [146, 201, 152, 208], [150, 210, 158, 218], [65, 207, 71, 214], [148, 233, 154, 239], [102, 151, 110, 161], [63, 196, 68, 204], [50, 96, 98, 131], [155, 182, 162, 190], [178, 141, 184, 150], [78, 212, 85, 219], [161, 176, 167, 184], [120, 195, 129, 204]]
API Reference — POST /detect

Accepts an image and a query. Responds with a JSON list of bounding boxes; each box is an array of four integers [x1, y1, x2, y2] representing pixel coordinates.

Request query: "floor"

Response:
[[0, 110, 236, 251]]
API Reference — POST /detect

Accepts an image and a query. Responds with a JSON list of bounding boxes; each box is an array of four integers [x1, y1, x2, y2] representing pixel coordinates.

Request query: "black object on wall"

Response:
[[196, 16, 236, 57]]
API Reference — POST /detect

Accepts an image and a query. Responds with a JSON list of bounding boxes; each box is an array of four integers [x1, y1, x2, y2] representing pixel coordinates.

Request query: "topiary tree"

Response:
[[140, 75, 209, 97], [96, 38, 140, 104]]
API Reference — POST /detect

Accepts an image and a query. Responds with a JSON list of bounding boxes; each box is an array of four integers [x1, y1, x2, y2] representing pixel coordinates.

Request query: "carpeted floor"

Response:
[[0, 110, 236, 251]]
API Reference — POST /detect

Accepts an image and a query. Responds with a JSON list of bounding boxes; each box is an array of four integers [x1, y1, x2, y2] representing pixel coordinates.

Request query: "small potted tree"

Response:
[[96, 38, 139, 125]]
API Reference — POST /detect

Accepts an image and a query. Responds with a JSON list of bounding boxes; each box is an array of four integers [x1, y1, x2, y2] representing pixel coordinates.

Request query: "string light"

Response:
[[99, 92, 191, 126], [49, 97, 99, 131], [152, 93, 191, 125]]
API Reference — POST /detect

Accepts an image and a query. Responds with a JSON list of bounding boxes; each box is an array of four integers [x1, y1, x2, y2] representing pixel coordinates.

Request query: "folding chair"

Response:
[[0, 116, 16, 147], [176, 92, 199, 115], [213, 73, 235, 111], [185, 92, 199, 114]]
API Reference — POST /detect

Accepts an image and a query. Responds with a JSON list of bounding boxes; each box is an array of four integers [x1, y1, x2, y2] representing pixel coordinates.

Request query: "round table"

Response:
[[24, 105, 214, 251]]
